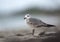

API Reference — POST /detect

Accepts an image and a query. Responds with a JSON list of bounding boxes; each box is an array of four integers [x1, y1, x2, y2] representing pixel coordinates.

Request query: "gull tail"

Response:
[[46, 24, 56, 27]]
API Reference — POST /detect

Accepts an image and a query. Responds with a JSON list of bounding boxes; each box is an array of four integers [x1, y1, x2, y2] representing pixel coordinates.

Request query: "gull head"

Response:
[[24, 14, 31, 20]]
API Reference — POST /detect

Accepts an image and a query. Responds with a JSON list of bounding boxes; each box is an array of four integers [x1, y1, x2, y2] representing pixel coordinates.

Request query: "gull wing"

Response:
[[28, 18, 47, 27], [28, 18, 55, 27]]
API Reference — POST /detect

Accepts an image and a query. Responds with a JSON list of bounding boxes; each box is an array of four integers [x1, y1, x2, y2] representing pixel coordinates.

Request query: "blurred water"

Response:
[[0, 14, 59, 31]]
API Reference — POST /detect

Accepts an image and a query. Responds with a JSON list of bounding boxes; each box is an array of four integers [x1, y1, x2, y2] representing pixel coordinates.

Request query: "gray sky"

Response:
[[0, 0, 60, 13], [0, 0, 60, 31]]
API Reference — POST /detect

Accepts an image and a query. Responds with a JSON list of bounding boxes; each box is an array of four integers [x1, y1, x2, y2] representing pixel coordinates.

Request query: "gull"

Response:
[[24, 14, 56, 36]]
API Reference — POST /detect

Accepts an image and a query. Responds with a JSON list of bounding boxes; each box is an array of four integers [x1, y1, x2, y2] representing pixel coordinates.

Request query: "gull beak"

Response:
[[24, 17, 26, 19]]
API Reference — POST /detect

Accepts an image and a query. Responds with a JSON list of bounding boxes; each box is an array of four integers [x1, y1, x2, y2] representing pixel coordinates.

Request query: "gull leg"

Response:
[[32, 29, 35, 35]]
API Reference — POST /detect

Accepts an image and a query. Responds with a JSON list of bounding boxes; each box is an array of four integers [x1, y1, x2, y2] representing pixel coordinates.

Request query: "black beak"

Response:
[[24, 17, 26, 19]]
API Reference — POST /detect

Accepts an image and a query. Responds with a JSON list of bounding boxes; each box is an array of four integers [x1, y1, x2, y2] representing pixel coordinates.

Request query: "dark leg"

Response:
[[32, 29, 35, 35]]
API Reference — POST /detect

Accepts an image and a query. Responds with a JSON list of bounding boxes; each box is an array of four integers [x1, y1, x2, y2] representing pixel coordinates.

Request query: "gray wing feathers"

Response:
[[28, 18, 47, 27], [27, 18, 56, 27]]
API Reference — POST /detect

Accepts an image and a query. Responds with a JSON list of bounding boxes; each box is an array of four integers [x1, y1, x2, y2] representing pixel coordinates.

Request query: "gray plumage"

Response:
[[27, 18, 55, 28]]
